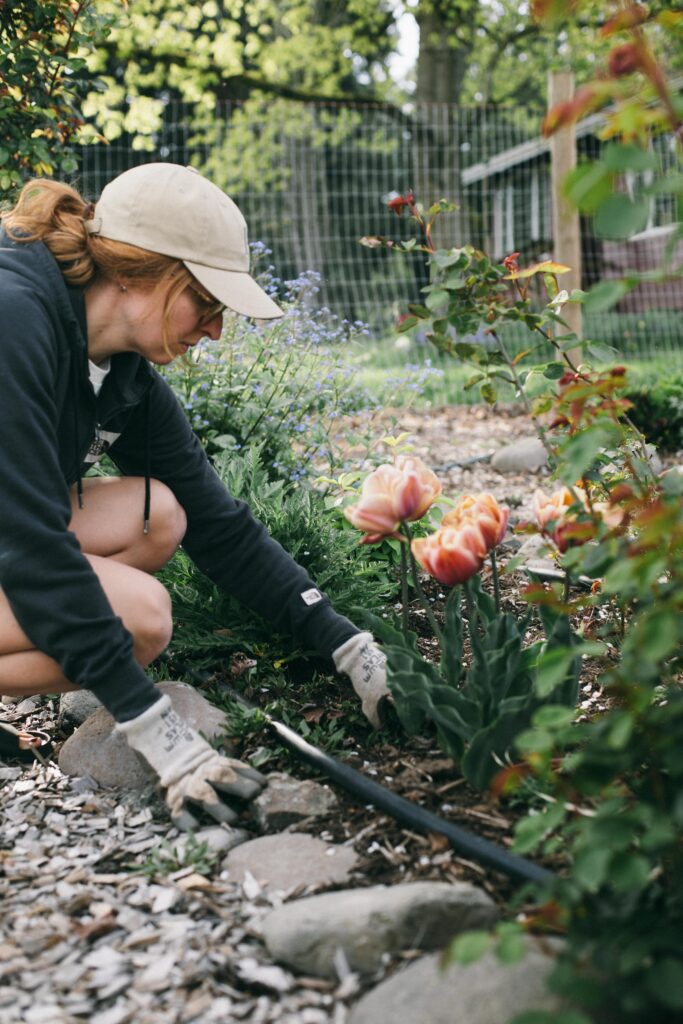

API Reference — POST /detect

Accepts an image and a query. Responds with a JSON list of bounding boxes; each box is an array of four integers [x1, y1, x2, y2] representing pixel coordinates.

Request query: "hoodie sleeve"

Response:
[[0, 283, 160, 722], [109, 373, 359, 657]]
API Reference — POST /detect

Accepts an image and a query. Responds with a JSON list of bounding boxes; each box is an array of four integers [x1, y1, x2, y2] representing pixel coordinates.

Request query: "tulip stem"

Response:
[[402, 522, 445, 646], [463, 579, 476, 632], [489, 548, 501, 614], [399, 541, 410, 635]]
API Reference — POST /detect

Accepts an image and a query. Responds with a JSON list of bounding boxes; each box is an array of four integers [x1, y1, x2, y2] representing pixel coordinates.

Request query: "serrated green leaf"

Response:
[[558, 423, 622, 482], [647, 959, 683, 1009], [425, 289, 450, 311], [563, 162, 613, 214], [594, 194, 651, 240], [495, 929, 526, 965], [573, 846, 611, 891], [445, 930, 492, 965], [583, 280, 632, 314], [610, 851, 651, 891], [602, 142, 658, 173]]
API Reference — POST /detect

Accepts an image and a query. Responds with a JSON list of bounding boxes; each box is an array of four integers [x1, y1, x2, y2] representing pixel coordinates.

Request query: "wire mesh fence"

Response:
[[76, 98, 683, 360]]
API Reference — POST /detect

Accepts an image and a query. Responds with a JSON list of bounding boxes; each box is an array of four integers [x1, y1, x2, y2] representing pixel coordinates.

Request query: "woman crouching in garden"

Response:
[[0, 163, 388, 828]]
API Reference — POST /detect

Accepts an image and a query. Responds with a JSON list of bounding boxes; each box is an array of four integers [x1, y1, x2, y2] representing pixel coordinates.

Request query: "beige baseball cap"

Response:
[[86, 163, 282, 319]]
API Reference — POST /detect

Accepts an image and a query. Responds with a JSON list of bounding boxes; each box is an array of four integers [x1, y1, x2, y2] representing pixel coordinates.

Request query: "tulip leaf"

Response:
[[441, 587, 464, 687]]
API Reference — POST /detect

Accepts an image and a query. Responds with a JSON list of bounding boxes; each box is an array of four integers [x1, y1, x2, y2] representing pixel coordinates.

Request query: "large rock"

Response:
[[58, 682, 230, 788], [261, 881, 498, 979], [348, 939, 565, 1024], [59, 689, 103, 726], [252, 772, 339, 832], [491, 437, 548, 473], [222, 833, 359, 894]]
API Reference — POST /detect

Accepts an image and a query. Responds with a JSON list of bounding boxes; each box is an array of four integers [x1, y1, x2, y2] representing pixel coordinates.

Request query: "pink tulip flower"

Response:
[[344, 455, 442, 543], [411, 522, 488, 586], [442, 492, 509, 552]]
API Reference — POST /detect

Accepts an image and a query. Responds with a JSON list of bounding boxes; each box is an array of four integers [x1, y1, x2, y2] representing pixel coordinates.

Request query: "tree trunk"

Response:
[[413, 6, 473, 248]]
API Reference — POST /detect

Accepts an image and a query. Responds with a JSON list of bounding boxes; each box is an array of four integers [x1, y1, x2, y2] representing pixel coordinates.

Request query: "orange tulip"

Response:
[[442, 492, 509, 551], [411, 522, 488, 586], [532, 486, 588, 552], [344, 455, 442, 543]]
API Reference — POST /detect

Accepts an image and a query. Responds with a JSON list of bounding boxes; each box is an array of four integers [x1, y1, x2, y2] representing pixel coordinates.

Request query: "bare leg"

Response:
[[0, 477, 186, 697]]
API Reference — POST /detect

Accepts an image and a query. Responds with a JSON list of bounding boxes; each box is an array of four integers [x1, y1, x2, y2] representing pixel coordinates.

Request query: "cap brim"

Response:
[[184, 261, 283, 320]]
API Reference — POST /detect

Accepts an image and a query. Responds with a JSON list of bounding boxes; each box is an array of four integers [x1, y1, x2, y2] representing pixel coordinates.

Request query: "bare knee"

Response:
[[146, 480, 187, 567], [132, 578, 173, 666]]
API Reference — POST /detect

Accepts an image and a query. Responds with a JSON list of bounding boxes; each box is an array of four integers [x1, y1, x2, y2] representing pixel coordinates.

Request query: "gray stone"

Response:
[[513, 534, 557, 576], [58, 682, 230, 788], [59, 690, 103, 726], [222, 833, 359, 893], [261, 881, 498, 979], [643, 443, 663, 475], [171, 825, 249, 858], [252, 772, 339, 832], [491, 437, 548, 473], [348, 939, 565, 1024]]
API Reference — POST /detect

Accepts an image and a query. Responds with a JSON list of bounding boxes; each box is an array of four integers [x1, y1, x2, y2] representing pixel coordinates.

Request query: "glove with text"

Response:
[[116, 694, 266, 830], [332, 631, 391, 728]]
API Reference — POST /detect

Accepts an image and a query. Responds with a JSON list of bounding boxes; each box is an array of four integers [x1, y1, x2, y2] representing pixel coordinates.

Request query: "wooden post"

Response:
[[549, 70, 582, 359]]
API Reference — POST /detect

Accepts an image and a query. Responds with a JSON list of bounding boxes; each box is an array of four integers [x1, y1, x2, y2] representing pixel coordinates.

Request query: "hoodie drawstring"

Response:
[[143, 392, 151, 535], [72, 358, 84, 509]]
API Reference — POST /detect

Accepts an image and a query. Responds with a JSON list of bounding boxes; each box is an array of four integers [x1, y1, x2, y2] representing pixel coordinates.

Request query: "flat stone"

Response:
[[261, 881, 498, 979], [58, 682, 230, 788], [59, 690, 103, 726], [222, 833, 359, 893], [491, 437, 548, 473], [252, 773, 339, 832], [172, 825, 249, 858], [348, 939, 564, 1024], [513, 534, 557, 576]]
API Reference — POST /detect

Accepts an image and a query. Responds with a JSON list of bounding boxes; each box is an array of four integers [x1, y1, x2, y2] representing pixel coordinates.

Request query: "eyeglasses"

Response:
[[187, 280, 226, 324]]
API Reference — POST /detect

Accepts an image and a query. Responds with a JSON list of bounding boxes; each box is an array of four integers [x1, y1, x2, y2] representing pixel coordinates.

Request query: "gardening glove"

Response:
[[333, 632, 391, 728], [116, 694, 266, 831]]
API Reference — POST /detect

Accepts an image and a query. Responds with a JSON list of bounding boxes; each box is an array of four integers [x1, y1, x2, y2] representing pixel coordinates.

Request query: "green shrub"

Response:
[[622, 375, 683, 453], [159, 447, 396, 667]]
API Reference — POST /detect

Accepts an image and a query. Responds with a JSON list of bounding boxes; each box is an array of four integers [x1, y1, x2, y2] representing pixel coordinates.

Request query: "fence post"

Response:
[[549, 70, 582, 358]]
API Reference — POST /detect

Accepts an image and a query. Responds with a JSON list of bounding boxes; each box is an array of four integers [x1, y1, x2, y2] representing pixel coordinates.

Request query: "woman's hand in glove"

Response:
[[332, 631, 391, 728], [116, 694, 266, 830]]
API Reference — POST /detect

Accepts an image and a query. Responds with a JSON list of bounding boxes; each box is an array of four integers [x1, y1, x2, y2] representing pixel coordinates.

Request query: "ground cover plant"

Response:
[[350, 2, 683, 1019]]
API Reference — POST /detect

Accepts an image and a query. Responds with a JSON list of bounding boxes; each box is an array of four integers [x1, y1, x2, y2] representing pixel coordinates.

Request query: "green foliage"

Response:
[[361, 574, 580, 790], [443, 920, 527, 969], [162, 262, 378, 486], [158, 446, 395, 665], [622, 375, 683, 453], [136, 833, 219, 880], [80, 0, 395, 150], [0, 1, 114, 192]]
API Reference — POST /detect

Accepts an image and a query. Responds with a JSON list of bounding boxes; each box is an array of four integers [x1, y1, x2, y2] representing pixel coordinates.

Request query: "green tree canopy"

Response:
[[83, 0, 397, 147], [0, 0, 115, 190]]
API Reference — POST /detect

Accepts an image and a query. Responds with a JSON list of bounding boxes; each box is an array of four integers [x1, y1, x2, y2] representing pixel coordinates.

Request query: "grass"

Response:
[[354, 331, 683, 410]]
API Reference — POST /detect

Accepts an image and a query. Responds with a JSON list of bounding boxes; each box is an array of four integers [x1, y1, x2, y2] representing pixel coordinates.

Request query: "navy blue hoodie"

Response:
[[0, 233, 357, 722]]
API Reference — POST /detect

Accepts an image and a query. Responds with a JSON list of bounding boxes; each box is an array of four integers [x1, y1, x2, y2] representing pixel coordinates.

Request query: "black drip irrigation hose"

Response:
[[218, 682, 555, 888]]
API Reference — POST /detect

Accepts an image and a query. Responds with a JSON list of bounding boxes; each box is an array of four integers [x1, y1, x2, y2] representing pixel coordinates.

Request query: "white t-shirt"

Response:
[[88, 357, 111, 396], [85, 359, 120, 464]]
